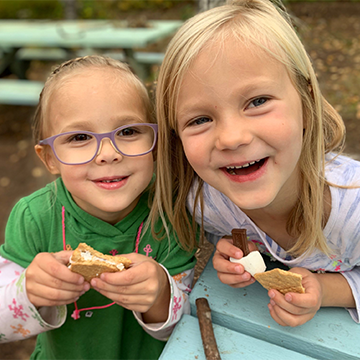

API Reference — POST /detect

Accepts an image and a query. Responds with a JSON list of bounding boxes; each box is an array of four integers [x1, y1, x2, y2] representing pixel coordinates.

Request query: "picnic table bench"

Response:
[[0, 50, 164, 106], [160, 253, 360, 359], [0, 19, 180, 105]]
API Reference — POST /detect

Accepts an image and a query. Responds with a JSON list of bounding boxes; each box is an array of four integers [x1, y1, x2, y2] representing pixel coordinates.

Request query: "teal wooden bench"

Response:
[[0, 79, 43, 106], [0, 49, 164, 106], [15, 47, 164, 66], [0, 19, 180, 80], [0, 47, 164, 80], [189, 254, 360, 360], [160, 314, 317, 360]]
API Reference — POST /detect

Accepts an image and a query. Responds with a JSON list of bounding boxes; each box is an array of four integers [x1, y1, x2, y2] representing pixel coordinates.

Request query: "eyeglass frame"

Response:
[[38, 123, 158, 165]]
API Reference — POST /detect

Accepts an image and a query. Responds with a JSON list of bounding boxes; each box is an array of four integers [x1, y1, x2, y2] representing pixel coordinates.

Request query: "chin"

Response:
[[230, 193, 275, 211]]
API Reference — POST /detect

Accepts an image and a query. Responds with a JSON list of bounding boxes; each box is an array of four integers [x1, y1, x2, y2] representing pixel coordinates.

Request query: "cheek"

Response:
[[268, 107, 304, 148], [60, 166, 87, 190], [181, 137, 206, 169]]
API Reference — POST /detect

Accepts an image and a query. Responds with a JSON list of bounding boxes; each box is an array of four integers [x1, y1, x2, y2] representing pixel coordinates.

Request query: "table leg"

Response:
[[123, 48, 148, 80], [0, 48, 28, 79]]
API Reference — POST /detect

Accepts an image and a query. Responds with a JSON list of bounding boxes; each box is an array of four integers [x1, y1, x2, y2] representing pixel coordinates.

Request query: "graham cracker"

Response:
[[69, 243, 131, 282], [254, 268, 305, 295]]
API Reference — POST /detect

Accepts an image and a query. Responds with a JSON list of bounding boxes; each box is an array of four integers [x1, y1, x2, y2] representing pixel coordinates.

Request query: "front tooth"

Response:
[[227, 160, 260, 171]]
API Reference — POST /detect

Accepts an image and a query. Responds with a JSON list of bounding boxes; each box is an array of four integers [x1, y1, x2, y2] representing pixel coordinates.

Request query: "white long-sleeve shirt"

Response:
[[187, 154, 360, 323], [0, 256, 194, 342]]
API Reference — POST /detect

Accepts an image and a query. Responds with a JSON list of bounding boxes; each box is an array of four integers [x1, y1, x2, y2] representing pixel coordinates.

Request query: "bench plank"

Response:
[[15, 47, 164, 65], [0, 79, 43, 106]]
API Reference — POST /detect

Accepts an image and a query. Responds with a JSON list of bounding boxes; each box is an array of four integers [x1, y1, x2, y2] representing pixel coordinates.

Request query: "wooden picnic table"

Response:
[[160, 253, 360, 360], [0, 19, 182, 79]]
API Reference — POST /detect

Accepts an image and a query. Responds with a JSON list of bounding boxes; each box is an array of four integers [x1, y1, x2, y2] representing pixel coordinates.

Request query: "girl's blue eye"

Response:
[[248, 97, 268, 108], [191, 117, 212, 126]]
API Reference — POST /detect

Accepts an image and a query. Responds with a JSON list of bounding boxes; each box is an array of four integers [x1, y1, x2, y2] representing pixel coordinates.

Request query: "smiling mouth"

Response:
[[225, 158, 267, 175], [97, 177, 126, 183]]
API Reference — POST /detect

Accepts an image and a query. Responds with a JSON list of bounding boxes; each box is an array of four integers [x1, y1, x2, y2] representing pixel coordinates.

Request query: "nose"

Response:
[[215, 116, 253, 151], [95, 138, 123, 164]]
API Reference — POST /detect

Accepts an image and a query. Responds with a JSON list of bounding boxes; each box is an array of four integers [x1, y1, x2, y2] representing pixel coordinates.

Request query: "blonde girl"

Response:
[[152, 0, 360, 327], [0, 55, 196, 359]]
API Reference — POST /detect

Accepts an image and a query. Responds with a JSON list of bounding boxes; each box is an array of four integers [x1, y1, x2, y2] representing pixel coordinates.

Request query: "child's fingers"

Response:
[[268, 289, 315, 316], [91, 261, 159, 293], [34, 252, 85, 285], [268, 302, 288, 326], [216, 238, 243, 259], [27, 282, 83, 307], [212, 250, 244, 274], [216, 271, 255, 288], [52, 250, 73, 265], [268, 300, 311, 327], [91, 276, 145, 295]]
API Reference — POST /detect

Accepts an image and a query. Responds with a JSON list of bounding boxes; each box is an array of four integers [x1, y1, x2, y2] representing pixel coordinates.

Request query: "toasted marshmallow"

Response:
[[230, 251, 266, 276]]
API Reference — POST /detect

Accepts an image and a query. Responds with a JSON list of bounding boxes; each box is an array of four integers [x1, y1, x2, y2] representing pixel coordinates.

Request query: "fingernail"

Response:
[[91, 279, 97, 287], [234, 251, 242, 259], [285, 293, 292, 302], [234, 265, 242, 274], [269, 290, 275, 299], [270, 299, 275, 306]]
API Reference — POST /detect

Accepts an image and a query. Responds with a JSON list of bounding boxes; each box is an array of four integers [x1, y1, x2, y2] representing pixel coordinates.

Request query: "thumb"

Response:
[[52, 250, 73, 265]]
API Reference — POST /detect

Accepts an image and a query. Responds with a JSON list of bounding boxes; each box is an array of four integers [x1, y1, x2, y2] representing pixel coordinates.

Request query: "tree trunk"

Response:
[[61, 0, 78, 20], [198, 0, 226, 12]]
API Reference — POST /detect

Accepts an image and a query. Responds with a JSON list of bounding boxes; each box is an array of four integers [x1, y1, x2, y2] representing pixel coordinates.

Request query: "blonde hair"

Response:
[[32, 55, 155, 144], [151, 0, 345, 256]]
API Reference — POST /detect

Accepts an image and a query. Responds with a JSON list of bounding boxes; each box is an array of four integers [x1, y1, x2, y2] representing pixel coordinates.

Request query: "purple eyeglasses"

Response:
[[38, 123, 158, 165]]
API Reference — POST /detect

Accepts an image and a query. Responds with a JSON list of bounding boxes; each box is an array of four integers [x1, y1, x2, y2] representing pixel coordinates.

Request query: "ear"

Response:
[[35, 145, 61, 175]]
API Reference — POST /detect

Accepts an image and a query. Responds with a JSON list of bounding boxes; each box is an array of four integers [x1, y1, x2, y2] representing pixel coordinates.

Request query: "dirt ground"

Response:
[[0, 2, 359, 359]]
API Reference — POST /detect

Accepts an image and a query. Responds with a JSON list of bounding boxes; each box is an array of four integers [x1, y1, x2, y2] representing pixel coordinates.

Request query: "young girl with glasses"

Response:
[[0, 55, 196, 359], [151, 0, 360, 327]]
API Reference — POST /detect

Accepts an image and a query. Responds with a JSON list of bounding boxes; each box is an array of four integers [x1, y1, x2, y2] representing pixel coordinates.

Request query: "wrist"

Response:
[[142, 266, 171, 323], [317, 272, 355, 308]]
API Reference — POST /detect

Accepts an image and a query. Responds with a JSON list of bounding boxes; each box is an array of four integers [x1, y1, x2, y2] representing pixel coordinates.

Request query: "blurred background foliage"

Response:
[[0, 0, 196, 20], [1, 0, 357, 21]]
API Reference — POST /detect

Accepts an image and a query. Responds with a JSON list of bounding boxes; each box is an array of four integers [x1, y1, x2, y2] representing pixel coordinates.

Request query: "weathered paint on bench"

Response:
[[190, 254, 360, 360], [159, 314, 317, 360]]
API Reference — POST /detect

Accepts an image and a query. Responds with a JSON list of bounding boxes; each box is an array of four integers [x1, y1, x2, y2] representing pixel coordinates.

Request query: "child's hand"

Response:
[[267, 267, 322, 327], [90, 253, 170, 323], [212, 237, 258, 288], [25, 251, 90, 308]]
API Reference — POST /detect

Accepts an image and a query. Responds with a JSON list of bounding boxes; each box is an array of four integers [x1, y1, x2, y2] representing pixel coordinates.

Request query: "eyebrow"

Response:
[[178, 78, 278, 114], [59, 117, 144, 133]]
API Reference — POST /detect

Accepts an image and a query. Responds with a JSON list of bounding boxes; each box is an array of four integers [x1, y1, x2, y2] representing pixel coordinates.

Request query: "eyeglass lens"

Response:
[[53, 124, 155, 164]]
